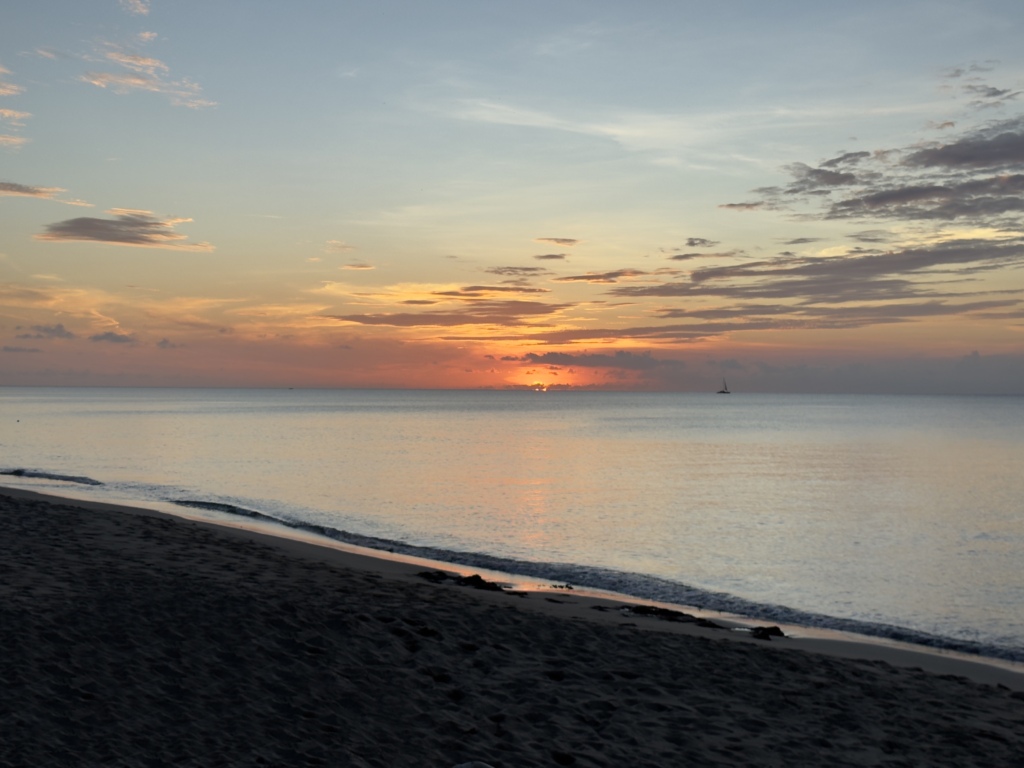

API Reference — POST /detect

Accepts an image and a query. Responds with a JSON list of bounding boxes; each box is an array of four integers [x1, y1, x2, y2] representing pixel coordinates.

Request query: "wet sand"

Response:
[[2, 486, 1023, 767]]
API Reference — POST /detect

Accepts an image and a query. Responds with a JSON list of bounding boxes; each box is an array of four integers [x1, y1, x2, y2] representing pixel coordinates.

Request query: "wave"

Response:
[[169, 498, 1024, 665], [1, 468, 104, 486]]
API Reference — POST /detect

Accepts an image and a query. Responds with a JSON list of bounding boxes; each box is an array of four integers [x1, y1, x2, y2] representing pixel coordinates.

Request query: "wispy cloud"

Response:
[[486, 266, 552, 277], [553, 268, 651, 284], [510, 350, 684, 371], [82, 41, 215, 109], [611, 238, 1024, 305], [0, 108, 30, 127], [90, 331, 136, 344], [15, 323, 76, 340], [328, 299, 572, 328], [119, 0, 151, 16], [325, 240, 356, 252], [452, 98, 938, 167], [0, 68, 29, 148], [341, 263, 375, 270], [36, 208, 214, 251], [728, 112, 1024, 228], [0, 67, 24, 97], [535, 237, 579, 247], [1, 181, 92, 206]]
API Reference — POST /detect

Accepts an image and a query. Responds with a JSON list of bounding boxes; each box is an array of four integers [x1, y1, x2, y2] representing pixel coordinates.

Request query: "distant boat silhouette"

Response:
[[717, 378, 730, 394]]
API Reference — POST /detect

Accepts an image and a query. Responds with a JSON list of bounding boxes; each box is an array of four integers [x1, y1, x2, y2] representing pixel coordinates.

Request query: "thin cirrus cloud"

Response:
[[553, 268, 651, 284], [0, 67, 24, 97], [119, 0, 151, 15], [535, 237, 579, 246], [1, 181, 91, 206], [0, 108, 31, 127], [510, 350, 685, 370], [325, 240, 356, 252], [432, 284, 551, 297], [81, 40, 215, 109], [0, 68, 29, 147], [327, 299, 573, 328], [35, 208, 215, 251]]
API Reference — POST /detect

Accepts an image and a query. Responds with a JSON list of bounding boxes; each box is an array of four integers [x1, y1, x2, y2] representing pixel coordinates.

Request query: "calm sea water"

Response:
[[2, 387, 1023, 661]]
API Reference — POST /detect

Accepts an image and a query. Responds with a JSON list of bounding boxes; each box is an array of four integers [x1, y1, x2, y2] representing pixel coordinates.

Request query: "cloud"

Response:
[[904, 117, 1024, 169], [327, 299, 572, 328], [960, 81, 1020, 110], [668, 250, 742, 261], [535, 237, 579, 246], [1, 181, 91, 206], [611, 238, 1024, 306], [0, 67, 24, 97], [2, 181, 63, 198], [36, 208, 214, 251], [719, 201, 764, 211], [820, 151, 872, 168], [685, 237, 719, 248], [326, 240, 356, 252], [341, 263, 374, 270], [783, 237, 823, 245], [15, 323, 76, 340], [534, 253, 567, 260], [847, 230, 892, 243], [119, 0, 151, 14], [733, 114, 1024, 229], [157, 338, 181, 349], [485, 266, 551, 277], [553, 268, 649, 284], [432, 285, 551, 297], [3, 346, 42, 353], [0, 135, 29, 148], [82, 41, 215, 109], [510, 350, 685, 370], [89, 331, 136, 344], [0, 109, 30, 127]]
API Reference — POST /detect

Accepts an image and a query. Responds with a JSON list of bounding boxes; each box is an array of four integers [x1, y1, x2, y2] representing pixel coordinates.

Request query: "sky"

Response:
[[2, 0, 1024, 393]]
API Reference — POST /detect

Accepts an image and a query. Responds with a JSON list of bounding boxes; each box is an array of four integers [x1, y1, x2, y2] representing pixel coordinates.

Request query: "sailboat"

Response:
[[717, 378, 730, 394]]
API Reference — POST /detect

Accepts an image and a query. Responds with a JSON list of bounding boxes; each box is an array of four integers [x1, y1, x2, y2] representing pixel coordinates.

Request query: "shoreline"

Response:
[[4, 485, 1024, 765], [5, 484, 1024, 690]]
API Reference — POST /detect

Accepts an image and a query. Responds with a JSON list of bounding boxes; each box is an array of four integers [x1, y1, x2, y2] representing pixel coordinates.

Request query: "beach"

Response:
[[2, 487, 1023, 767]]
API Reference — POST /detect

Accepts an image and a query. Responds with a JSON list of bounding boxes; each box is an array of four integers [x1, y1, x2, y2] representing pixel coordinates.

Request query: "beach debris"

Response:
[[456, 574, 505, 591], [549, 583, 574, 590], [2, 468, 104, 486], [749, 625, 786, 641], [417, 570, 451, 583], [618, 604, 697, 623], [416, 571, 507, 592]]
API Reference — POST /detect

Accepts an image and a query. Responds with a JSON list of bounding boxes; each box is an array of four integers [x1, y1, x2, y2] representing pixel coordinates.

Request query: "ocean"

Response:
[[2, 387, 1023, 662]]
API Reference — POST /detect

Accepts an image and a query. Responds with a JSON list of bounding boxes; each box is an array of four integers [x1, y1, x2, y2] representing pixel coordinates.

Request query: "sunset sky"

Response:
[[3, 1, 1024, 392]]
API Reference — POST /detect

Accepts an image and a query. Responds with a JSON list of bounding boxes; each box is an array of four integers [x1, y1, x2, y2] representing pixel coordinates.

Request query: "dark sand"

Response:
[[2, 487, 1023, 767]]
